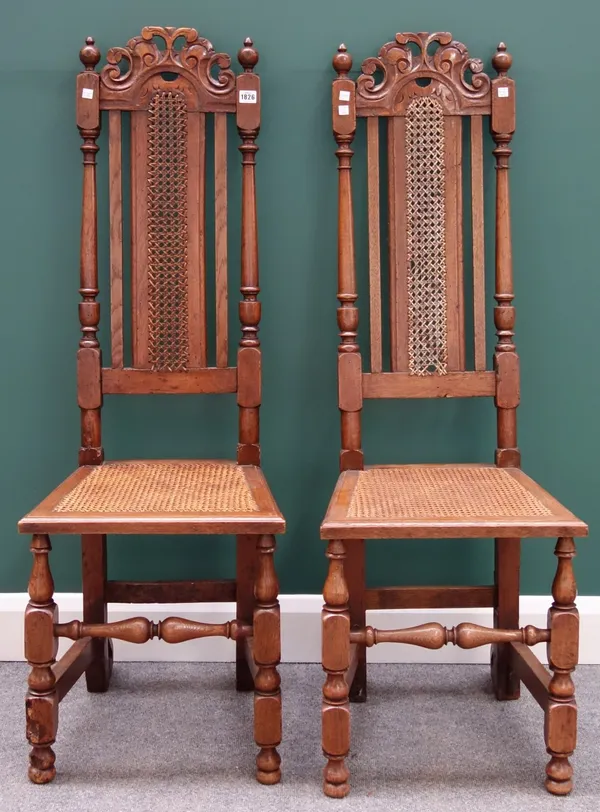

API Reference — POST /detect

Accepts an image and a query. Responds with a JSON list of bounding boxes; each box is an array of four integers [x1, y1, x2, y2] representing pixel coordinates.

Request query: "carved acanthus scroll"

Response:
[[98, 26, 236, 110], [356, 31, 491, 115]]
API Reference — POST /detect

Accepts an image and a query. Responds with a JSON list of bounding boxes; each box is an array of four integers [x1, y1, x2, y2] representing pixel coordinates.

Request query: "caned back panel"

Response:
[[98, 28, 237, 376], [355, 32, 492, 377]]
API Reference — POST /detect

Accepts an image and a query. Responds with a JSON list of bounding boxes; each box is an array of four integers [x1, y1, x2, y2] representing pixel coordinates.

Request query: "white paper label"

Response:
[[338, 104, 350, 116], [339, 89, 351, 101], [81, 88, 94, 99], [238, 89, 257, 104], [497, 87, 509, 98]]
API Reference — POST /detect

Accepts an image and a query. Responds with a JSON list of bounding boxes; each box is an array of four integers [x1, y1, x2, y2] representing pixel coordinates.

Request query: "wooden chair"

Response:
[[321, 32, 588, 798], [18, 27, 284, 786]]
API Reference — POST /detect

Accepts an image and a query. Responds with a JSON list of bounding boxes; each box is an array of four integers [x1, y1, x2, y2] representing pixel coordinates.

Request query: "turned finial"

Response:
[[333, 43, 352, 77], [80, 36, 101, 70], [238, 37, 259, 72], [492, 42, 512, 76]]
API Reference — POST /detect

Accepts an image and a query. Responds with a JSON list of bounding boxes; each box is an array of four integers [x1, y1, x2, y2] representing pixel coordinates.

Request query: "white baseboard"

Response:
[[3, 594, 599, 664]]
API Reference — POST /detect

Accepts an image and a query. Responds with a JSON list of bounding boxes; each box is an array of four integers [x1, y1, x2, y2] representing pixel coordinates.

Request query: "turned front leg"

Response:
[[545, 537, 578, 795], [322, 539, 351, 798], [25, 534, 59, 784], [253, 535, 281, 784]]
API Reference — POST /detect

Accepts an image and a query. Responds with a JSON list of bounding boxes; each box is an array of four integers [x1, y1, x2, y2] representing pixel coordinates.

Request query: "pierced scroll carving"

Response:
[[99, 26, 236, 110], [356, 32, 491, 115]]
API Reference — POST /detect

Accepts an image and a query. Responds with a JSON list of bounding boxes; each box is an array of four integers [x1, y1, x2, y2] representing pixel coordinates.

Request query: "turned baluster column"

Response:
[[545, 538, 579, 795], [77, 38, 110, 694], [332, 45, 366, 706], [322, 539, 351, 798], [77, 37, 103, 466], [253, 535, 281, 784], [25, 535, 59, 783], [491, 42, 518, 469], [490, 42, 521, 701], [236, 39, 262, 467], [333, 46, 363, 474]]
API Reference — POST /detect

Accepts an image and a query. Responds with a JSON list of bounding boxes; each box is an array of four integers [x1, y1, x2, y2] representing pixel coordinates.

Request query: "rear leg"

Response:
[[236, 534, 256, 691], [82, 534, 112, 692], [491, 537, 520, 700], [346, 539, 366, 702]]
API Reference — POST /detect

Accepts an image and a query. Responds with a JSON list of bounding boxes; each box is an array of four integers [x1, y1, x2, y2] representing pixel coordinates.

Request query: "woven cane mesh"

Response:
[[53, 462, 259, 514], [405, 96, 448, 376], [347, 467, 553, 520], [147, 91, 189, 372]]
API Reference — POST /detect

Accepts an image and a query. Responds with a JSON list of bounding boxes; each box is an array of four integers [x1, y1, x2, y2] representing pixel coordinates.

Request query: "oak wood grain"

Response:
[[102, 367, 236, 395], [491, 537, 521, 700], [21, 31, 282, 790], [215, 112, 229, 367], [366, 117, 382, 373], [445, 115, 465, 371], [323, 35, 587, 801], [105, 579, 236, 603], [365, 585, 495, 610], [470, 115, 486, 371], [363, 371, 495, 399], [108, 111, 124, 368], [130, 110, 148, 368], [187, 111, 207, 367], [511, 641, 550, 709], [53, 638, 93, 702]]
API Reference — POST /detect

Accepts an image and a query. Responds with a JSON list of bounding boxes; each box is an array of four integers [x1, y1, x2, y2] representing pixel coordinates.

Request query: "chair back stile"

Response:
[[332, 33, 518, 471], [75, 28, 262, 467]]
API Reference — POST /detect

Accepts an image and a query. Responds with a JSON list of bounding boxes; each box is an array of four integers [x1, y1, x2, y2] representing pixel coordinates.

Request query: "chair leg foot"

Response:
[[545, 753, 573, 795], [85, 638, 113, 693], [324, 758, 350, 798], [256, 747, 281, 785], [346, 540, 366, 704], [28, 745, 56, 784]]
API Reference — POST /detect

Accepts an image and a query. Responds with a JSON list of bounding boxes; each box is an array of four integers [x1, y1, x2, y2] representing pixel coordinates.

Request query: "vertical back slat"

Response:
[[214, 113, 229, 368], [444, 116, 465, 370], [108, 111, 124, 368], [367, 117, 382, 373], [187, 112, 207, 367], [130, 111, 149, 368], [388, 116, 409, 371], [471, 115, 486, 371]]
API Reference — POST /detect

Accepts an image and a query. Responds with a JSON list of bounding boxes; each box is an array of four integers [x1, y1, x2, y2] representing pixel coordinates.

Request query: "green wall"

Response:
[[2, 0, 598, 594]]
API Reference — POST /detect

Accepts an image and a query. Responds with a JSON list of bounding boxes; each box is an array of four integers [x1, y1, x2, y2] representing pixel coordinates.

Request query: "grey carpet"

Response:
[[1, 662, 599, 811]]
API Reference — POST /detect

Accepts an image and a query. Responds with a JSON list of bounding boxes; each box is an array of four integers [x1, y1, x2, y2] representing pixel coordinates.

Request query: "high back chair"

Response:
[[320, 32, 587, 798], [18, 27, 284, 786]]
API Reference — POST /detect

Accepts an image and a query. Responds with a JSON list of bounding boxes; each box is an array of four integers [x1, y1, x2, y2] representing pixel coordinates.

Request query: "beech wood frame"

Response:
[[19, 28, 283, 788], [320, 33, 587, 799]]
